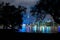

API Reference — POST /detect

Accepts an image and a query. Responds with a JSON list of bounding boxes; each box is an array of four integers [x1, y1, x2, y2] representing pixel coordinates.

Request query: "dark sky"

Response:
[[0, 0, 39, 7]]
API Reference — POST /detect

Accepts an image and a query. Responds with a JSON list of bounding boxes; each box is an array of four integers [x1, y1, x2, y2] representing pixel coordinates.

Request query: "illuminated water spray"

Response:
[[18, 0, 39, 32]]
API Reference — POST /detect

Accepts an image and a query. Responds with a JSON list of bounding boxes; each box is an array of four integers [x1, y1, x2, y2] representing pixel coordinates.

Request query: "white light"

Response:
[[47, 19, 51, 22], [28, 15, 29, 18], [22, 24, 26, 27], [33, 25, 37, 32], [40, 26, 45, 33]]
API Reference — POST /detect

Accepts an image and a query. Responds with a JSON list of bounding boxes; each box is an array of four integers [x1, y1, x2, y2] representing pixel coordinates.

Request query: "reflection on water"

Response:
[[18, 23, 59, 33]]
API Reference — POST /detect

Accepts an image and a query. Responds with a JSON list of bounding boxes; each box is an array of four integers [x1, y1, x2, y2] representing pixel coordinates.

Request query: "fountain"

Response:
[[18, 0, 39, 32], [18, 0, 54, 33]]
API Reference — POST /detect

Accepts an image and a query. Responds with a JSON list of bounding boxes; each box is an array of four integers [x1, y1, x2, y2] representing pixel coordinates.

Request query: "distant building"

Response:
[[42, 14, 54, 26], [42, 14, 54, 23]]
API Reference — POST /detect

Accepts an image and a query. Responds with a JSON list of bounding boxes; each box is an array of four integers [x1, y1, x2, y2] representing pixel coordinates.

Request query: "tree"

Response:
[[31, 0, 60, 24], [0, 2, 23, 29], [0, 2, 5, 28], [30, 6, 46, 22]]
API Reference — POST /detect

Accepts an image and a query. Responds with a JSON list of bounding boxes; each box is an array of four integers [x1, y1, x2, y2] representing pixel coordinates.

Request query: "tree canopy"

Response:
[[0, 2, 25, 29], [31, 0, 60, 24]]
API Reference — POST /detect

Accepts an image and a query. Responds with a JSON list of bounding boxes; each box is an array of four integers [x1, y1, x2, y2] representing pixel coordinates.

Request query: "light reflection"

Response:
[[18, 23, 58, 33], [18, 24, 26, 32], [32, 25, 37, 32], [58, 26, 60, 32]]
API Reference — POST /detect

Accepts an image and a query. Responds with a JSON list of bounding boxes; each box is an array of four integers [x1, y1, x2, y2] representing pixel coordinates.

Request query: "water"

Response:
[[40, 26, 51, 33]]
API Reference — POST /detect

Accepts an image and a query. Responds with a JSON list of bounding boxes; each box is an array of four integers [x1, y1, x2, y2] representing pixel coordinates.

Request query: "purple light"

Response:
[[58, 26, 60, 32]]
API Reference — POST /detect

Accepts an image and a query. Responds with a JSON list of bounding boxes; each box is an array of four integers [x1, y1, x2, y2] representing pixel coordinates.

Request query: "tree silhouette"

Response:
[[31, 0, 60, 24], [0, 2, 23, 29], [0, 2, 5, 28], [30, 6, 46, 22]]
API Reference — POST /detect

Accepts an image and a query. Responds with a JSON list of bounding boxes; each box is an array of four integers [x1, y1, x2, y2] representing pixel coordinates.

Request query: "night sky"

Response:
[[0, 0, 39, 7]]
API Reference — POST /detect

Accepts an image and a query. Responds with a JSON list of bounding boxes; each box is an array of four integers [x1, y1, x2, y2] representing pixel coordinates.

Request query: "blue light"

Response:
[[18, 28, 26, 32], [18, 29, 21, 32], [21, 28, 26, 32], [45, 27, 51, 33], [18, 24, 26, 32], [58, 26, 60, 32]]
